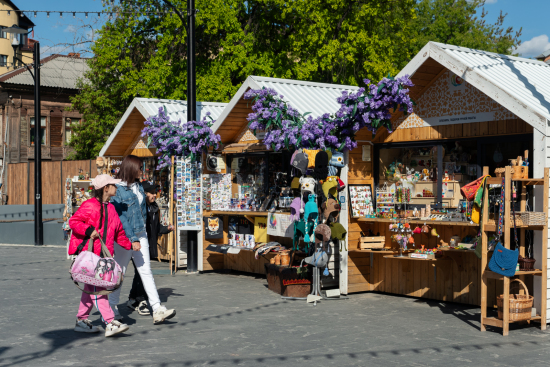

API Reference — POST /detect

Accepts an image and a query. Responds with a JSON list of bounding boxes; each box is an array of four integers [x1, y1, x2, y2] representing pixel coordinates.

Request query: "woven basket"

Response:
[[497, 279, 533, 322], [517, 211, 547, 226], [518, 256, 536, 271], [510, 213, 524, 226]]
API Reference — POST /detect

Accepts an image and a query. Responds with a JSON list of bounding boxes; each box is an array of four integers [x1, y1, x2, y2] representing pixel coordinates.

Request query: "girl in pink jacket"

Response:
[[69, 175, 135, 337]]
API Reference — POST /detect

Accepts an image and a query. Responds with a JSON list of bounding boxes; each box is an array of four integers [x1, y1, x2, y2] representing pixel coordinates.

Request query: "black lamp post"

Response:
[[5, 24, 42, 246], [186, 0, 198, 273]]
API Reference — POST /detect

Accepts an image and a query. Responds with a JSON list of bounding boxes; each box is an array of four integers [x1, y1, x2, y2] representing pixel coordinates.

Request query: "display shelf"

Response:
[[438, 248, 476, 253], [383, 255, 449, 261], [349, 249, 401, 253], [358, 217, 478, 227], [480, 166, 548, 336], [203, 210, 290, 217]]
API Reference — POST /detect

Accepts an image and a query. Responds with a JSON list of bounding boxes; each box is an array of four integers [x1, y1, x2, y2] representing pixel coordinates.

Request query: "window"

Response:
[[65, 118, 80, 145], [0, 55, 7, 67], [0, 27, 7, 39], [20, 33, 27, 47], [30, 116, 47, 146]]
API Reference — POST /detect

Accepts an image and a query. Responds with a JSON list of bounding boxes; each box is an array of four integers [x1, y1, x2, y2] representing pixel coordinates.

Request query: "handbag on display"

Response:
[[461, 175, 489, 201], [70, 236, 123, 296], [488, 242, 518, 277]]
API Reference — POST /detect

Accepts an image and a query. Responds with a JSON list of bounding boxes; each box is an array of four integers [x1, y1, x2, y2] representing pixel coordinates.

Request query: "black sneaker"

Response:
[[126, 297, 145, 310]]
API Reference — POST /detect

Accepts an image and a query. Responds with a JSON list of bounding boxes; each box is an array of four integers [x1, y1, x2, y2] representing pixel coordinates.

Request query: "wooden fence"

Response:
[[5, 160, 98, 205]]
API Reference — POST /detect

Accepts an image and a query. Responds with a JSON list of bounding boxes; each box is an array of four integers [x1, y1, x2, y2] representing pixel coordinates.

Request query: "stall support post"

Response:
[[34, 42, 43, 246], [480, 166, 489, 332], [436, 145, 443, 208], [187, 231, 198, 272], [169, 156, 175, 274]]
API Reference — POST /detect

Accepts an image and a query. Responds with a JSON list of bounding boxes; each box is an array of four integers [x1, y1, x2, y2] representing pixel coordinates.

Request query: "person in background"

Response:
[[127, 182, 174, 315], [109, 155, 176, 324]]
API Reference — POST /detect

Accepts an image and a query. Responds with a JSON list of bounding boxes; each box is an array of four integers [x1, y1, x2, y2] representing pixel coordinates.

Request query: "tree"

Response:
[[405, 0, 521, 67], [68, 0, 520, 159]]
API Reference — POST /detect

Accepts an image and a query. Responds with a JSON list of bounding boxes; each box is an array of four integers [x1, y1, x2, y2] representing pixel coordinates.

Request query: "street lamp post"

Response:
[[6, 25, 42, 246]]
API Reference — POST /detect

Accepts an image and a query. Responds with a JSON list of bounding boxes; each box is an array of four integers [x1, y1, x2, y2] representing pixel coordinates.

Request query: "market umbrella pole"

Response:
[[34, 42, 43, 246], [186, 0, 198, 272]]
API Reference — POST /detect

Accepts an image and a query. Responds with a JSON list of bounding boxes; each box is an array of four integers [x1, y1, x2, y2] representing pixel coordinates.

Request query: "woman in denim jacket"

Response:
[[108, 155, 176, 324]]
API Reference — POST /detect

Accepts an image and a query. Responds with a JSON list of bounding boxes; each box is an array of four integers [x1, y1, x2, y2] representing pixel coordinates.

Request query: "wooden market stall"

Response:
[[200, 76, 361, 291], [345, 42, 550, 333], [98, 97, 228, 264]]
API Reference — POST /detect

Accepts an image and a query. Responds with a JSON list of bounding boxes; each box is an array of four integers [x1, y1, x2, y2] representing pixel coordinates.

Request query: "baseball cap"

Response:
[[91, 174, 121, 190], [142, 182, 160, 194]]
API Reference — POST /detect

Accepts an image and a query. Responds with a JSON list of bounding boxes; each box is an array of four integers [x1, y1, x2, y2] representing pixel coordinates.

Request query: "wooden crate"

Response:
[[360, 236, 385, 249]]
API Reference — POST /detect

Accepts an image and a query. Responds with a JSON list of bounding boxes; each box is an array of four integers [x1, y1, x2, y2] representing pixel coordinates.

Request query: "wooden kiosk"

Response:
[[344, 42, 550, 333]]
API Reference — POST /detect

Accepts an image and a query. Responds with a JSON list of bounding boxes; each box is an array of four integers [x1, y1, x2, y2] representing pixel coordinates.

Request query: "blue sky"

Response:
[[19, 0, 550, 59]]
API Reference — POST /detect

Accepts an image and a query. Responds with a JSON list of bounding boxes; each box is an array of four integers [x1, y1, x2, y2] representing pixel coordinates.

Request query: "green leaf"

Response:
[[338, 142, 345, 151]]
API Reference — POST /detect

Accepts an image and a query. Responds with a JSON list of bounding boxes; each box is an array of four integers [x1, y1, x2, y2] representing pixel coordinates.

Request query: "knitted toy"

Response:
[[321, 176, 338, 199], [330, 152, 345, 167], [303, 194, 319, 242], [321, 198, 341, 223], [313, 151, 329, 181], [299, 176, 316, 213]]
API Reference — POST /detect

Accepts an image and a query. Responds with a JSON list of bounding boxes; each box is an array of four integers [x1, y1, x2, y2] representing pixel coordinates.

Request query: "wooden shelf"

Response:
[[358, 217, 478, 227], [480, 166, 548, 336], [203, 210, 290, 217], [484, 223, 543, 232], [383, 255, 449, 261], [482, 315, 541, 328], [487, 177, 545, 186], [439, 248, 476, 253], [350, 249, 402, 253]]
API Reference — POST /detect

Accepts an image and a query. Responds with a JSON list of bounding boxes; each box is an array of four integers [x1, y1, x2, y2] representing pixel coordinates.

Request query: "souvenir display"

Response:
[[175, 156, 202, 229], [375, 183, 395, 218], [348, 185, 374, 218]]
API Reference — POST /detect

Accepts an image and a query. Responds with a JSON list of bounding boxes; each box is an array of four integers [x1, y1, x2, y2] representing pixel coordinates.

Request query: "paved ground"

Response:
[[2, 245, 550, 367]]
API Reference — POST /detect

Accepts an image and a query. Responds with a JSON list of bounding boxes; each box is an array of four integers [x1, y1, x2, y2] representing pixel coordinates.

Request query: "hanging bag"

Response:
[[488, 178, 519, 277], [69, 218, 124, 296], [461, 175, 489, 201]]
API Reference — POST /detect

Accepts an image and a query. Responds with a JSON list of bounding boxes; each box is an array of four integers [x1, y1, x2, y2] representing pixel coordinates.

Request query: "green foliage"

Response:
[[68, 0, 520, 159], [407, 0, 522, 60]]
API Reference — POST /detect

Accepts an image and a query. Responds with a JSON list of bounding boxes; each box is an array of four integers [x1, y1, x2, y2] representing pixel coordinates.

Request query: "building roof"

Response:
[[211, 75, 360, 141], [99, 98, 229, 157], [0, 54, 89, 90], [397, 42, 550, 134], [536, 48, 550, 60], [4, 1, 35, 28]]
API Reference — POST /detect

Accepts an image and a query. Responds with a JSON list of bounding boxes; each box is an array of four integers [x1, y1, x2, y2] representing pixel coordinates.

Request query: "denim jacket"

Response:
[[111, 183, 147, 243]]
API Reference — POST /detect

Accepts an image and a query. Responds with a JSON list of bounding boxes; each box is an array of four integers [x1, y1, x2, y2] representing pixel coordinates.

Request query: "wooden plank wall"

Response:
[[374, 119, 533, 143], [6, 159, 97, 205]]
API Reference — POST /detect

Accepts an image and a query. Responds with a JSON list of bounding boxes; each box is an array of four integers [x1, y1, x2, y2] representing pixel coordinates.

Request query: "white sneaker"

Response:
[[153, 305, 176, 324], [127, 297, 145, 310], [111, 304, 123, 321], [137, 300, 150, 316], [105, 320, 129, 337], [74, 319, 100, 333]]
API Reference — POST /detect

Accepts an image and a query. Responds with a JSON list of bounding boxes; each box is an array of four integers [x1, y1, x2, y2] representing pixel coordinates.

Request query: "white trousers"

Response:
[[109, 234, 161, 311]]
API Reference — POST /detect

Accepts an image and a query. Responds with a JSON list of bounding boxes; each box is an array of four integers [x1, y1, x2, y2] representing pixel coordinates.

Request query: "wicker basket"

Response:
[[518, 255, 536, 271], [497, 279, 533, 322], [517, 211, 547, 226], [510, 212, 524, 226]]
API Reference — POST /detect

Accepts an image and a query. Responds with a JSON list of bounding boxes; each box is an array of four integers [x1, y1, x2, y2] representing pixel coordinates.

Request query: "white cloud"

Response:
[[64, 25, 76, 33], [485, 0, 498, 3], [515, 34, 550, 58]]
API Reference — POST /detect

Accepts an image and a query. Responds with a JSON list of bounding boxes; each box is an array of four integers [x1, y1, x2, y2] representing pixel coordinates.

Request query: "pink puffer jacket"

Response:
[[68, 198, 132, 256]]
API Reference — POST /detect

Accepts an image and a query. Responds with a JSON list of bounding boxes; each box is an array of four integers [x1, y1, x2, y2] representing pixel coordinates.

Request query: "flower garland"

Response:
[[142, 107, 222, 169], [244, 75, 414, 152]]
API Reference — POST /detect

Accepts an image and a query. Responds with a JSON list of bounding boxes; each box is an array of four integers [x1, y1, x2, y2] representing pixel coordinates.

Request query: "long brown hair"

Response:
[[92, 187, 107, 231], [117, 155, 142, 184]]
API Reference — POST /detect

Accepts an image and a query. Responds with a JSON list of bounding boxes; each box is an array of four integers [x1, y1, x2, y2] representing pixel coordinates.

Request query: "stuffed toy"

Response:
[[330, 152, 345, 167], [313, 151, 329, 181]]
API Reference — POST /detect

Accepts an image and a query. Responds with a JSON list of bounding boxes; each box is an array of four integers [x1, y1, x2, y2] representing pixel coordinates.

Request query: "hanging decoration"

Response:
[[142, 107, 222, 169], [244, 75, 414, 152]]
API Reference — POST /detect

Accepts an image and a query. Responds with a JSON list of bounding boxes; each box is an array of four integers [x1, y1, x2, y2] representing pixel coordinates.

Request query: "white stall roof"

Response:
[[99, 98, 228, 157], [398, 42, 550, 133], [212, 76, 360, 134]]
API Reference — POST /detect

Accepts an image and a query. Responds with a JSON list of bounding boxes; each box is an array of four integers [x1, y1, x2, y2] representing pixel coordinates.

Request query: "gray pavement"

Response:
[[1, 245, 550, 367]]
